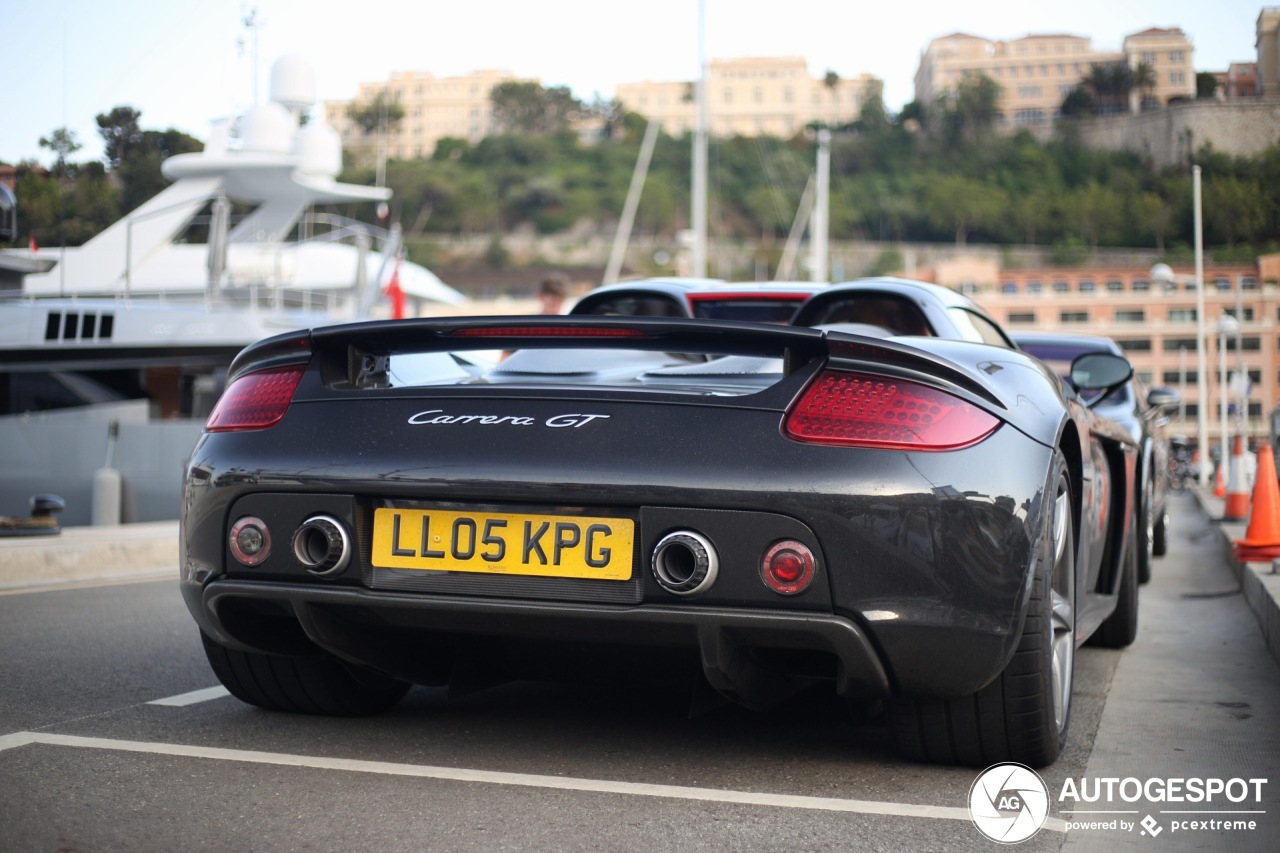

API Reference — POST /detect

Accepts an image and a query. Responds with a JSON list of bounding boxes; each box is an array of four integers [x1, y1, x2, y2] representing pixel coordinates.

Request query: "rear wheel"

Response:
[[1152, 504, 1169, 557], [201, 631, 410, 716], [888, 450, 1075, 768], [1089, 516, 1139, 649], [1137, 474, 1155, 584]]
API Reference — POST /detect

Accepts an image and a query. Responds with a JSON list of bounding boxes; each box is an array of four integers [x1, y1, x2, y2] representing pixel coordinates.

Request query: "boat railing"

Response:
[[115, 203, 394, 313]]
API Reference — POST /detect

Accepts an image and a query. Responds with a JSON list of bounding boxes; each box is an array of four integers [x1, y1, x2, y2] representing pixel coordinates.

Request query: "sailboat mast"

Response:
[[809, 128, 830, 282], [691, 0, 708, 278]]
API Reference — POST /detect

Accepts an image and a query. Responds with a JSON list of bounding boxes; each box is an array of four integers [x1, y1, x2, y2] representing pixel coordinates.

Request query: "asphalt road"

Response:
[[1, 492, 1277, 852]]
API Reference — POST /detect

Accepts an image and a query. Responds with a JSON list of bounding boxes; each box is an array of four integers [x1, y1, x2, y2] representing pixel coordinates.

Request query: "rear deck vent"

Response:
[[99, 314, 114, 339], [62, 313, 79, 340], [44, 312, 60, 341], [82, 314, 97, 339]]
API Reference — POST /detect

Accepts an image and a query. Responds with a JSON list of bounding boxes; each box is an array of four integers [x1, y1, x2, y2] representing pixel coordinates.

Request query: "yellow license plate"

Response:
[[371, 508, 634, 581]]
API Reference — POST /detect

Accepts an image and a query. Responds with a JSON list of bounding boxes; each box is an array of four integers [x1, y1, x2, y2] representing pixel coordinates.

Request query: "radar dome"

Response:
[[240, 102, 295, 154], [296, 122, 342, 177], [271, 54, 317, 113]]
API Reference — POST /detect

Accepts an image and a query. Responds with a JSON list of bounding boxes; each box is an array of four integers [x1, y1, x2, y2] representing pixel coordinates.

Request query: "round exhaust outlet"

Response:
[[651, 530, 719, 596], [292, 515, 352, 577]]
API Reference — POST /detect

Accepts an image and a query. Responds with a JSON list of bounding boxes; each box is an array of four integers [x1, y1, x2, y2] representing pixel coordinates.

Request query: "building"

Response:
[[914, 28, 1195, 130], [323, 69, 531, 161], [1216, 63, 1260, 99], [1122, 28, 1197, 107], [615, 57, 883, 137], [972, 262, 1278, 446], [1259, 7, 1280, 96]]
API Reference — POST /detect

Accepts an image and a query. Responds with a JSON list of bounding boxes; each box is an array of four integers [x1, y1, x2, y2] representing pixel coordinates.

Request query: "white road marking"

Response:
[[147, 686, 231, 707], [0, 731, 1066, 830]]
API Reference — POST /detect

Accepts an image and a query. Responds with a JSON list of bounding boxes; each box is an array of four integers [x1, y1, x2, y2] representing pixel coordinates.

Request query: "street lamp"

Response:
[[1152, 258, 1208, 486], [1218, 313, 1241, 475], [1149, 165, 1206, 485]]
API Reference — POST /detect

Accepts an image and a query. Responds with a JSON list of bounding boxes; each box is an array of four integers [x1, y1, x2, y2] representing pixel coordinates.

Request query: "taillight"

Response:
[[206, 365, 305, 432], [784, 370, 999, 451], [761, 539, 815, 595]]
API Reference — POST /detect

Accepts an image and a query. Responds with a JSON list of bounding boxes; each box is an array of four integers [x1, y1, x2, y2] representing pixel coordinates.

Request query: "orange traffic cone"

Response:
[[1223, 434, 1251, 521], [1235, 444, 1280, 561], [1213, 459, 1227, 498]]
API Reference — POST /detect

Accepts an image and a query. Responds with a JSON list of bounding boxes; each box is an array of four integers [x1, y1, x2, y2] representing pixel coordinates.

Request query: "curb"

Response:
[[0, 521, 178, 590], [1192, 486, 1280, 669]]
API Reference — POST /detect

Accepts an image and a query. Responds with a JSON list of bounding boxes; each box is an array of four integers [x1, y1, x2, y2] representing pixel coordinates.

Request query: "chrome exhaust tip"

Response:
[[292, 515, 352, 577], [651, 530, 718, 596]]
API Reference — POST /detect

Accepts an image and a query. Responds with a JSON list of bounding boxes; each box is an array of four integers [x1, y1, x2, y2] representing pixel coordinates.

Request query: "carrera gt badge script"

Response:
[[407, 410, 610, 428]]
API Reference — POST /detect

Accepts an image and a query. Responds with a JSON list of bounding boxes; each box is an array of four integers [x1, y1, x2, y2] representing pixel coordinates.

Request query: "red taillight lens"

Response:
[[761, 539, 815, 595], [784, 370, 999, 451], [206, 366, 304, 432]]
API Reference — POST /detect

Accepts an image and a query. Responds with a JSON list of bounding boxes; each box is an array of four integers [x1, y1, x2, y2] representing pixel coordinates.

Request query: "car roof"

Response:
[[584, 278, 824, 298], [1010, 331, 1125, 356], [825, 277, 985, 308]]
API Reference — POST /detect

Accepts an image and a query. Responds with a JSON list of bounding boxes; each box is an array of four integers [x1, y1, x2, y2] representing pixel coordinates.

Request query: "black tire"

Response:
[[1152, 504, 1169, 557], [1089, 516, 1139, 649], [201, 631, 410, 716], [888, 450, 1075, 768], [1137, 474, 1154, 585]]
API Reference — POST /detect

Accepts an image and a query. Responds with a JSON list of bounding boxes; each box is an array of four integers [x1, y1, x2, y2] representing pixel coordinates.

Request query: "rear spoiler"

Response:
[[228, 316, 1005, 408]]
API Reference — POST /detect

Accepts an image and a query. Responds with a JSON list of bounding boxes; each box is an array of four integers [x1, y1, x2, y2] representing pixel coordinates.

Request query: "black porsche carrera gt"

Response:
[[180, 280, 1140, 767]]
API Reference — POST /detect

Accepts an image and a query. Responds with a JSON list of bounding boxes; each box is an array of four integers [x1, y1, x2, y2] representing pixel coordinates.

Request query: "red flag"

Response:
[[29, 233, 37, 254], [383, 256, 405, 319]]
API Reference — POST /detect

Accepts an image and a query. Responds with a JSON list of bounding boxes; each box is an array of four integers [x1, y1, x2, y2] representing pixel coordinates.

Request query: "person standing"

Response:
[[536, 275, 568, 315]]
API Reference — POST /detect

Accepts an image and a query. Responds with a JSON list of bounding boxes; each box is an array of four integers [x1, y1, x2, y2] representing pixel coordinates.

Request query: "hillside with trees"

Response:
[[6, 80, 1278, 280]]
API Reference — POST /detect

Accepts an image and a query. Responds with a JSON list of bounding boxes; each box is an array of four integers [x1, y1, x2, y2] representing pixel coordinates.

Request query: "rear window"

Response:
[[575, 296, 685, 318], [691, 299, 802, 323], [803, 296, 931, 336]]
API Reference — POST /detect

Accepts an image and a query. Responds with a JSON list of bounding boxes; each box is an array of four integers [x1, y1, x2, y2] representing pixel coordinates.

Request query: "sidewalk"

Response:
[[1195, 484, 1280, 668], [0, 520, 178, 590]]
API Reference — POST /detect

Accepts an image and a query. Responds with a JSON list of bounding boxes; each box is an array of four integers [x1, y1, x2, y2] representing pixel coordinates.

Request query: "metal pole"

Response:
[[1235, 273, 1246, 438], [1179, 346, 1187, 424], [604, 120, 660, 285], [1193, 165, 1209, 487], [810, 128, 830, 283], [1220, 324, 1229, 481], [691, 0, 708, 278]]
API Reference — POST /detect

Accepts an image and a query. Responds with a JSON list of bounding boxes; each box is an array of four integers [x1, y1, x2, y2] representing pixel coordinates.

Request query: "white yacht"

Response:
[[0, 55, 465, 525]]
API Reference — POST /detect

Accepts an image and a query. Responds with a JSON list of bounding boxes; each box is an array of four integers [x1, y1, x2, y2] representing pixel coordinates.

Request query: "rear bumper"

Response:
[[192, 580, 891, 703]]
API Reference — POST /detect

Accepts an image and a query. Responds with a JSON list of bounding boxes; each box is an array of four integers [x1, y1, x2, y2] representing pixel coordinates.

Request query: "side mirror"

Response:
[[1147, 387, 1181, 411], [1069, 352, 1133, 407]]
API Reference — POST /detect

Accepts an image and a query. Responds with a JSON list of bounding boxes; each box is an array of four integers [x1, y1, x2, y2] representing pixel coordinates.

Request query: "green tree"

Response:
[[346, 91, 404, 136], [1196, 72, 1220, 100], [96, 106, 142, 169], [1133, 62, 1157, 110], [1202, 176, 1266, 246], [490, 82, 581, 135], [38, 127, 81, 177], [1059, 87, 1094, 119], [925, 173, 1004, 245], [1062, 181, 1126, 249], [116, 127, 203, 213], [936, 73, 1001, 143], [1132, 192, 1174, 251]]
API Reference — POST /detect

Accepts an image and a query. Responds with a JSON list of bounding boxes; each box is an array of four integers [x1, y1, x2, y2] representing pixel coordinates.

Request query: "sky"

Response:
[[2, 0, 1268, 166]]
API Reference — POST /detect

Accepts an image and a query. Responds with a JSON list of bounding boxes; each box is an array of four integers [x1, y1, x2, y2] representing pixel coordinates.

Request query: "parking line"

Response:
[[0, 731, 1066, 831], [147, 686, 231, 707]]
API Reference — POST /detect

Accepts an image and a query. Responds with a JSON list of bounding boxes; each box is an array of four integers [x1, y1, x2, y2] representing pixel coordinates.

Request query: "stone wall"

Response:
[[1071, 99, 1280, 167]]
